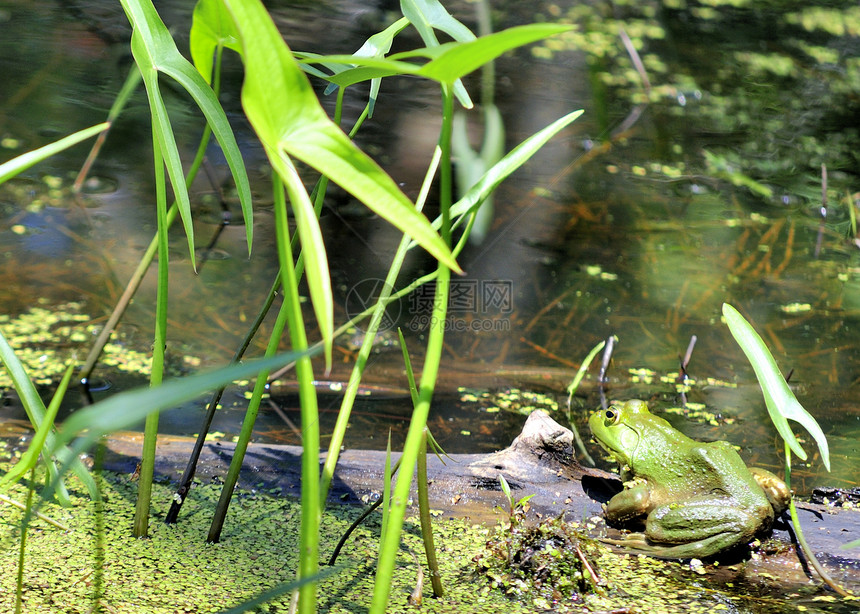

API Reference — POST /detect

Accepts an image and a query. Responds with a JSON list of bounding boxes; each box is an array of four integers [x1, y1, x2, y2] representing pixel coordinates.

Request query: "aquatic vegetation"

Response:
[[723, 302, 851, 596], [0, 0, 580, 611], [0, 300, 197, 390]]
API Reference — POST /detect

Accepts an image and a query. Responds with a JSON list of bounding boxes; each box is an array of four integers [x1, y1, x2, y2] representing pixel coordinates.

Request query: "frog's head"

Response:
[[588, 399, 653, 467]]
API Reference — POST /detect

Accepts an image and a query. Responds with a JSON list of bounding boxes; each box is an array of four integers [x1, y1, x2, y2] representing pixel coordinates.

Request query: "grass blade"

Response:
[[0, 361, 75, 490], [0, 123, 108, 184], [0, 331, 96, 504]]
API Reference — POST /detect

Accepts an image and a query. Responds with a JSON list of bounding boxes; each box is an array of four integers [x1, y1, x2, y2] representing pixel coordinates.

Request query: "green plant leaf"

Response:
[[274, 156, 333, 371], [119, 0, 253, 262], [189, 0, 241, 84], [321, 18, 410, 117], [210, 0, 461, 364], [0, 362, 75, 491], [221, 0, 459, 269], [722, 303, 831, 470], [298, 56, 418, 89], [417, 24, 573, 83], [0, 123, 108, 184], [400, 0, 475, 107], [0, 330, 96, 504], [47, 351, 309, 463], [418, 109, 583, 237]]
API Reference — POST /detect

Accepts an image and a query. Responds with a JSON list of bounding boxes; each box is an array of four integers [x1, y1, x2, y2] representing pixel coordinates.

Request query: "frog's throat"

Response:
[[596, 441, 632, 475]]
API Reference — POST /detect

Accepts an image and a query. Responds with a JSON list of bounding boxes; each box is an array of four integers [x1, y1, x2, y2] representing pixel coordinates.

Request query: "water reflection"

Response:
[[0, 0, 858, 493]]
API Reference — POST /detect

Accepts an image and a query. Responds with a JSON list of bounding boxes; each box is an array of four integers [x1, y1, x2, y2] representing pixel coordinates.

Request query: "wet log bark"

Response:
[[97, 410, 860, 592]]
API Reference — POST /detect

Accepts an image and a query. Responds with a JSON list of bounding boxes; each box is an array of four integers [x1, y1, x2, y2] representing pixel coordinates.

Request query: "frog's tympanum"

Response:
[[589, 400, 791, 559]]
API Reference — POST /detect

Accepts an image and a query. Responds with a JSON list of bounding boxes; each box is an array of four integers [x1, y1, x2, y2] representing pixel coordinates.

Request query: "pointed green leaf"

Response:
[[0, 329, 96, 503], [0, 362, 75, 490], [417, 24, 573, 83], [322, 17, 409, 116], [190, 0, 241, 84], [273, 153, 334, 371], [441, 109, 583, 231], [49, 351, 309, 461], [722, 303, 830, 470], [120, 0, 253, 258], [217, 0, 461, 275], [400, 0, 475, 106]]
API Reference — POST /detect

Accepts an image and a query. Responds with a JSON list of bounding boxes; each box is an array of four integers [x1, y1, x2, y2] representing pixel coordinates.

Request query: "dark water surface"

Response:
[[1, 0, 859, 495]]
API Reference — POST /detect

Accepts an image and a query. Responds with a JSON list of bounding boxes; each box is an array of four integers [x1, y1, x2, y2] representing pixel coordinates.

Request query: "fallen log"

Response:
[[95, 410, 860, 593]]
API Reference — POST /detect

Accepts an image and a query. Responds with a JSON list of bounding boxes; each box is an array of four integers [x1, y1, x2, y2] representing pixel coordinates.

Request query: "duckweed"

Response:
[[0, 301, 200, 389], [459, 387, 560, 415]]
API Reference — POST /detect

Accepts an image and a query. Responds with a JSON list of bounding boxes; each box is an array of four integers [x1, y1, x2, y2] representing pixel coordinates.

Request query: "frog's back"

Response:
[[641, 437, 771, 513], [691, 440, 772, 507]]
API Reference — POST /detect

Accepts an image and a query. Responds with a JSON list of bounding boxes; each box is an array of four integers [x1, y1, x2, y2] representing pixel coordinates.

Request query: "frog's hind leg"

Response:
[[640, 504, 759, 559], [602, 531, 747, 559]]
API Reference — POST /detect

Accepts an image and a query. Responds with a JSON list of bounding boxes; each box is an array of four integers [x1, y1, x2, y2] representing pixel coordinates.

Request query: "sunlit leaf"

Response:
[[417, 24, 573, 83], [189, 0, 241, 84], [321, 18, 410, 116], [420, 109, 582, 236], [221, 0, 458, 268], [272, 154, 334, 371], [722, 303, 831, 470], [211, 0, 461, 364]]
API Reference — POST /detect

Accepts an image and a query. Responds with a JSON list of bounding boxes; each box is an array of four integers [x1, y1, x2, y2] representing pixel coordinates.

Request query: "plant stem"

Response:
[[133, 125, 169, 538], [417, 430, 444, 597], [165, 271, 280, 524], [14, 469, 36, 614], [784, 443, 850, 597], [275, 171, 321, 614], [370, 81, 455, 614]]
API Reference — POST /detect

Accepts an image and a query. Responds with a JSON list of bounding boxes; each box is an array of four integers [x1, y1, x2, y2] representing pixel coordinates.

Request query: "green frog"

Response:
[[589, 399, 790, 558]]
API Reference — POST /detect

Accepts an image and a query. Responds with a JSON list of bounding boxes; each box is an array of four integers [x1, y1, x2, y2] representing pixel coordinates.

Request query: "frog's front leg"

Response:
[[604, 481, 652, 524]]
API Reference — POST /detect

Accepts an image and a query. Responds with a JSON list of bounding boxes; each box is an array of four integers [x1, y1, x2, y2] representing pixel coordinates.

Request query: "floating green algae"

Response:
[[0, 300, 200, 389]]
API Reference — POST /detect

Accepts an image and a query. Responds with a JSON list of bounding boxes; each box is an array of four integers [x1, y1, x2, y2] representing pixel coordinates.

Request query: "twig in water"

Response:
[[598, 335, 617, 410], [815, 164, 827, 258]]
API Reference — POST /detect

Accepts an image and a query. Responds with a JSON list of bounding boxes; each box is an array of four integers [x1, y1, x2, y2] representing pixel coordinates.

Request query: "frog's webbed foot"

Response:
[[600, 532, 651, 550]]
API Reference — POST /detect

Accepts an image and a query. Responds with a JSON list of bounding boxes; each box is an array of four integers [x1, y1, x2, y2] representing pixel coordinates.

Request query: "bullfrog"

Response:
[[589, 399, 791, 558]]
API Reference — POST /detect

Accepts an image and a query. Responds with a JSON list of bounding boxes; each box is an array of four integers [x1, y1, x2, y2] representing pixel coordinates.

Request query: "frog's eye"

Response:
[[603, 409, 621, 425]]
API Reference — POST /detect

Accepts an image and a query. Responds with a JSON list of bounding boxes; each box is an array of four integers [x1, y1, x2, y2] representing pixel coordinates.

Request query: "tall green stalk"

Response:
[[319, 147, 442, 505], [274, 172, 321, 614], [13, 469, 36, 614], [133, 124, 169, 538], [370, 81, 455, 613]]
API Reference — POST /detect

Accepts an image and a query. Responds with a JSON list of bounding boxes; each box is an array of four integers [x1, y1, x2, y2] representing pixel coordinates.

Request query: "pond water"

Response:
[[1, 0, 859, 495]]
